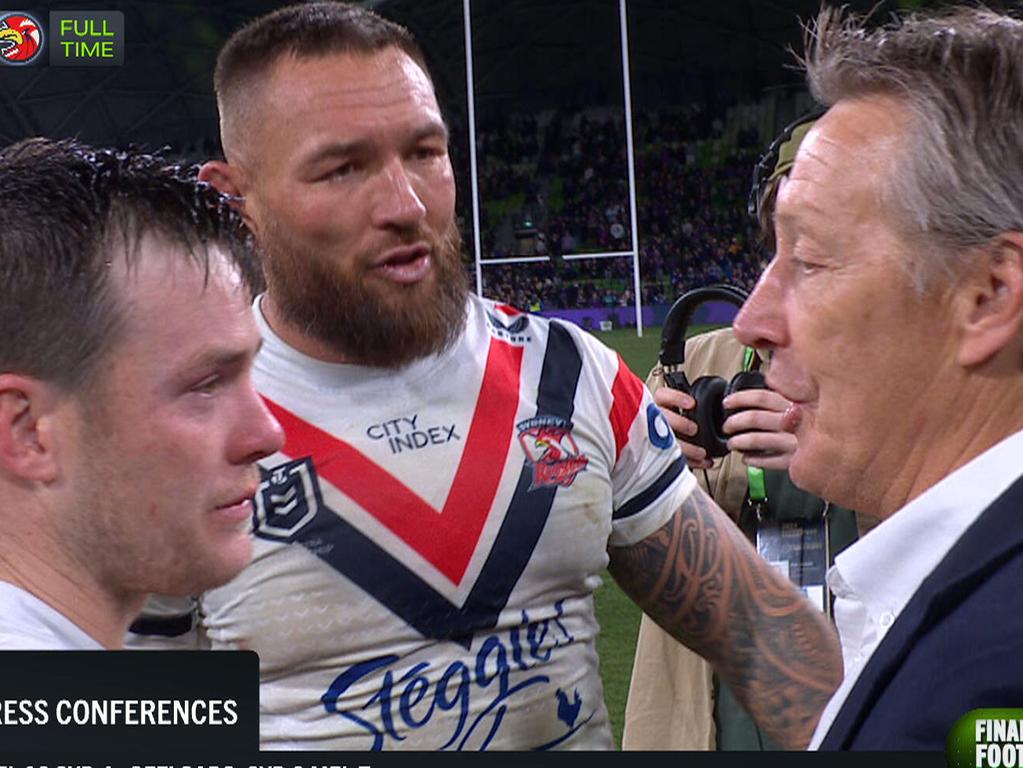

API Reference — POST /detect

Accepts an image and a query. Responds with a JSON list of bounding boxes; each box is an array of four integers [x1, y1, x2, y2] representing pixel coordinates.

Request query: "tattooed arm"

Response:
[[608, 483, 842, 750]]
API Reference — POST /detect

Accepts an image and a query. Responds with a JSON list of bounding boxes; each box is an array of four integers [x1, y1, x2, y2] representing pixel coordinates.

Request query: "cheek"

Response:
[[131, 423, 217, 487], [814, 376, 876, 448], [422, 167, 456, 229], [264, 185, 349, 244], [795, 275, 897, 368], [809, 316, 923, 460]]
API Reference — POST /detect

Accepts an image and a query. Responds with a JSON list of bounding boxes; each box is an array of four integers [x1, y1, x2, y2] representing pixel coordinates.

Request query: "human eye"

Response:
[[189, 372, 222, 396], [414, 148, 439, 163], [412, 140, 447, 162], [790, 238, 828, 277], [308, 155, 360, 183], [793, 257, 824, 276], [323, 161, 356, 180]]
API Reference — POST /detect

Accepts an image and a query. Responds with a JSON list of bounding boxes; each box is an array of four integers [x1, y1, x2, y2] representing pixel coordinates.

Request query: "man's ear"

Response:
[[198, 161, 260, 237], [957, 234, 1023, 367], [0, 375, 64, 483]]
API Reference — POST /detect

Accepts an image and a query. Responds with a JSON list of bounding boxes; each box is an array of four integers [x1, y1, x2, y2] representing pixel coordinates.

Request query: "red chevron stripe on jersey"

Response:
[[262, 337, 525, 586], [608, 355, 645, 463]]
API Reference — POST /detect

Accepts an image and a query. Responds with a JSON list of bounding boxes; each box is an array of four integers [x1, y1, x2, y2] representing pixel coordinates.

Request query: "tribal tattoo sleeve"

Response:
[[608, 483, 842, 750]]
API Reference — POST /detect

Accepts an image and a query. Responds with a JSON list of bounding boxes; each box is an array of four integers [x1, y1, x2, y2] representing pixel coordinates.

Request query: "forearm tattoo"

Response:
[[608, 484, 842, 750]]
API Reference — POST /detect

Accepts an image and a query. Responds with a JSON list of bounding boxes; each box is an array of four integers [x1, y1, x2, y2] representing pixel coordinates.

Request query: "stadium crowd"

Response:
[[471, 108, 767, 312]]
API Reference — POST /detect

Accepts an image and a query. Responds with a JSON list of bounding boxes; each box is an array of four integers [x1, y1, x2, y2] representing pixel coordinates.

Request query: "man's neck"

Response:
[[0, 538, 143, 649], [260, 293, 353, 365], [873, 385, 1023, 521]]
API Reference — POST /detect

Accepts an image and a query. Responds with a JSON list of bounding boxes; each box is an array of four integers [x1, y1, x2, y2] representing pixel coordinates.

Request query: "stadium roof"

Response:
[[0, 0, 971, 150]]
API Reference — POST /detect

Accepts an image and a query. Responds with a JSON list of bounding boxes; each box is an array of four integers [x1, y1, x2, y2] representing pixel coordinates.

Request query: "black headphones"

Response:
[[746, 106, 827, 224], [659, 285, 766, 458]]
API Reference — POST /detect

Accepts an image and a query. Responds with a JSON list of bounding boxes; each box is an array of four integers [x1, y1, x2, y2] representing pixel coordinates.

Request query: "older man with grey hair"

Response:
[[735, 5, 1023, 750]]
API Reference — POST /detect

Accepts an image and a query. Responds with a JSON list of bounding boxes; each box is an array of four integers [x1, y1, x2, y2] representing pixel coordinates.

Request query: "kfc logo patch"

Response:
[[517, 415, 588, 490]]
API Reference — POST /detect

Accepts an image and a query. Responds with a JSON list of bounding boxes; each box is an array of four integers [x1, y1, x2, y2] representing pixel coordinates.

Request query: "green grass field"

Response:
[[587, 324, 717, 747], [589, 326, 662, 748]]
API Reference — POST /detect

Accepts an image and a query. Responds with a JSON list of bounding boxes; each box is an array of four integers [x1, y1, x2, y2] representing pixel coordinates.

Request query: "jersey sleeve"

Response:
[[605, 354, 696, 546]]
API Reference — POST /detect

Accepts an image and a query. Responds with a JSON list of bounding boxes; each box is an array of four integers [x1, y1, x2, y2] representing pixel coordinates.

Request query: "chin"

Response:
[[787, 449, 827, 498], [214, 537, 255, 583], [377, 273, 438, 300], [188, 537, 254, 592]]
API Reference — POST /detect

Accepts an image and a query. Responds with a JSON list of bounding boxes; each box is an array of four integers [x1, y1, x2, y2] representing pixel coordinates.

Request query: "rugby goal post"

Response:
[[463, 0, 645, 336]]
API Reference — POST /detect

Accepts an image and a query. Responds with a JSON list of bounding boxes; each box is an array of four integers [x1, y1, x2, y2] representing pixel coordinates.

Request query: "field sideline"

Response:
[[587, 324, 715, 747]]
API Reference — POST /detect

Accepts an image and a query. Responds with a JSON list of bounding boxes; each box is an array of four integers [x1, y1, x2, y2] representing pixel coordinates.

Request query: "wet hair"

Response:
[[214, 1, 429, 157], [0, 137, 260, 391], [804, 5, 1023, 292]]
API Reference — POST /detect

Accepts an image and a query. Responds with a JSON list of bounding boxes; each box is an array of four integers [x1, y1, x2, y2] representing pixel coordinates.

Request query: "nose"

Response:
[[232, 385, 285, 466], [370, 157, 427, 231], [733, 257, 788, 353]]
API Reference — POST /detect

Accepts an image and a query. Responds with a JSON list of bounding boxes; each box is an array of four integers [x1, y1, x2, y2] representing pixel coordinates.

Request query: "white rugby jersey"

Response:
[[0, 582, 103, 650], [199, 294, 694, 750]]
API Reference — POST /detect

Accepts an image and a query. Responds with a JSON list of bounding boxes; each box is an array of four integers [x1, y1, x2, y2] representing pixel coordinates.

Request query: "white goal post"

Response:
[[463, 0, 645, 336]]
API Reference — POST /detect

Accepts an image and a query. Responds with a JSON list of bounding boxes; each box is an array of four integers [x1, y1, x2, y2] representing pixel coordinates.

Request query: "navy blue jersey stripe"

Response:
[[612, 455, 686, 521], [458, 322, 583, 635], [256, 324, 584, 644], [537, 322, 581, 420]]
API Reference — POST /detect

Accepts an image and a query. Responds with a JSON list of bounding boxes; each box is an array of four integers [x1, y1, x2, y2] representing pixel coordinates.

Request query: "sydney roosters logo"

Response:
[[517, 416, 588, 490]]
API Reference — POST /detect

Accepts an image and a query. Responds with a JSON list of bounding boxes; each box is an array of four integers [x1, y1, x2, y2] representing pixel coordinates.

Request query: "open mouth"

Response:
[[373, 245, 432, 284]]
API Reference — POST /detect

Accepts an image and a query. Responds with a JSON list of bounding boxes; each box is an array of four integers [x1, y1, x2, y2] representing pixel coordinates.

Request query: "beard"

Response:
[[260, 221, 469, 369]]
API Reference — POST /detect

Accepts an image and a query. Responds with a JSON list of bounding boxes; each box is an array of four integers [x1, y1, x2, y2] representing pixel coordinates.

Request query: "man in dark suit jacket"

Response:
[[819, 474, 1023, 749], [734, 4, 1023, 750]]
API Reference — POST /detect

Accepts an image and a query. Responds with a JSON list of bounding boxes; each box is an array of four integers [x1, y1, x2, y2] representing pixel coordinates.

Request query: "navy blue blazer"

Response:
[[819, 473, 1023, 750]]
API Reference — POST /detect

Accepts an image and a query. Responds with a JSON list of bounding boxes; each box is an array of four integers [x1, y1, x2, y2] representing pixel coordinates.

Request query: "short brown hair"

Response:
[[214, 1, 429, 156], [0, 138, 259, 391]]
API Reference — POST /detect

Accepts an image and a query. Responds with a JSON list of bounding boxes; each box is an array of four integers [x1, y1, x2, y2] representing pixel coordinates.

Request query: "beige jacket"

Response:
[[622, 328, 757, 750]]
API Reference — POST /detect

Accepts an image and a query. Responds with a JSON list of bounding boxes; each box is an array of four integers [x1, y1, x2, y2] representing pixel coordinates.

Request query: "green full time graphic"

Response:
[[59, 18, 115, 58]]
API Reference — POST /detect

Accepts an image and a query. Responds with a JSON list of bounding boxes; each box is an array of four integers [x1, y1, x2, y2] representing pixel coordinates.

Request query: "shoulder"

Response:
[[473, 296, 620, 371], [841, 531, 1023, 749], [682, 328, 749, 379], [0, 630, 68, 650], [880, 548, 1023, 700], [854, 620, 1023, 749]]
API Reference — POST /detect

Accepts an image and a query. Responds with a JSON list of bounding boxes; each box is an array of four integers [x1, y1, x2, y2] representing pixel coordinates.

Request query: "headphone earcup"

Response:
[[684, 375, 730, 458], [720, 370, 768, 439], [725, 370, 767, 398]]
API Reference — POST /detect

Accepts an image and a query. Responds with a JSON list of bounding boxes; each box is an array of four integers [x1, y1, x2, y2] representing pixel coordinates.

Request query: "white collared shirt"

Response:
[[809, 428, 1023, 749]]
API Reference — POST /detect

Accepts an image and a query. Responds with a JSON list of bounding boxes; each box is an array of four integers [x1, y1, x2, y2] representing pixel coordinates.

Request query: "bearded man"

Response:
[[131, 1, 840, 751]]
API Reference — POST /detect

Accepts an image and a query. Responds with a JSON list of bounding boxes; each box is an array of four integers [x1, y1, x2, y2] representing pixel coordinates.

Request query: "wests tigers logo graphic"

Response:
[[0, 13, 42, 64]]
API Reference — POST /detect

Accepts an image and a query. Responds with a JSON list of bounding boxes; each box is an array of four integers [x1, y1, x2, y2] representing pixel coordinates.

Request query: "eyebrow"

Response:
[[302, 121, 450, 168], [182, 338, 264, 375]]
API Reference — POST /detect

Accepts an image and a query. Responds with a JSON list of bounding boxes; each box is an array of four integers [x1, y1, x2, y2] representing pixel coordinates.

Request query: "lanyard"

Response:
[[742, 346, 767, 509]]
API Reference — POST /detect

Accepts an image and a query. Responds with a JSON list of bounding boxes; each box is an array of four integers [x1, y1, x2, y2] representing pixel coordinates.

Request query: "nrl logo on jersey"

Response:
[[253, 457, 324, 542], [517, 415, 588, 490], [485, 310, 531, 345]]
